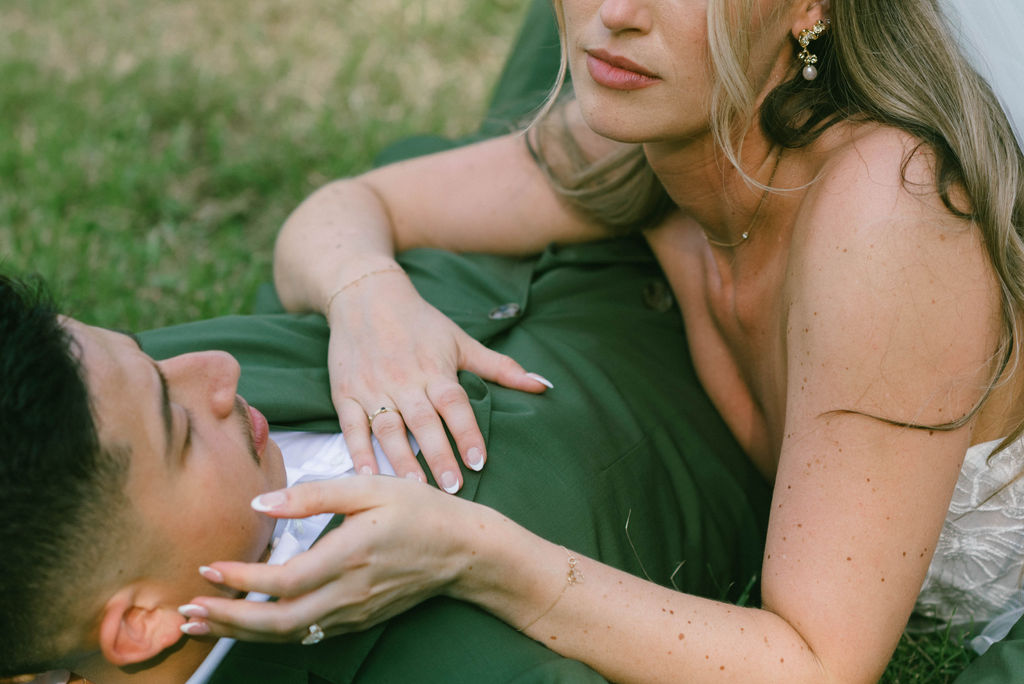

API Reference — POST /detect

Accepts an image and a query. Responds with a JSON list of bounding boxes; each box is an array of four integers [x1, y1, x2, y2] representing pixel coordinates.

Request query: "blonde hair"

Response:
[[535, 0, 1024, 437]]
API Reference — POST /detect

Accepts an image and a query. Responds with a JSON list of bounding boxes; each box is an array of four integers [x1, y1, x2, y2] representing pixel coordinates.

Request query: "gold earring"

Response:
[[797, 19, 830, 81]]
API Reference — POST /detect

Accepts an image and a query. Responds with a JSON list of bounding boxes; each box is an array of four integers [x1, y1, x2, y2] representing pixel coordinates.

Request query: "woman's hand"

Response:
[[272, 137, 603, 492], [324, 267, 551, 492], [178, 476, 481, 642]]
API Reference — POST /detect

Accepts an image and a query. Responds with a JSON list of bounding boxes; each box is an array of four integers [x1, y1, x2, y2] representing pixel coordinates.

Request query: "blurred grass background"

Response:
[[0, 1, 979, 680], [0, 0, 525, 330]]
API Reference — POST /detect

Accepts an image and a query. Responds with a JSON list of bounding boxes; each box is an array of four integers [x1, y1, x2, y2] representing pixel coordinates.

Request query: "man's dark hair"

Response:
[[0, 274, 131, 676]]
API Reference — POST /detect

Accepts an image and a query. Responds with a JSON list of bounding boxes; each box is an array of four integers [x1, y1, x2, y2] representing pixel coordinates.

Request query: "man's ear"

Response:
[[97, 587, 185, 667]]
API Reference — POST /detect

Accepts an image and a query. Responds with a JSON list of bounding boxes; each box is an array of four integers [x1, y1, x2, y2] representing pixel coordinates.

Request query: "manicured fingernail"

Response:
[[405, 472, 424, 483], [440, 471, 461, 494], [359, 465, 373, 476], [251, 490, 287, 512], [180, 621, 211, 636], [199, 566, 224, 583], [178, 604, 208, 618], [467, 447, 485, 472], [526, 372, 554, 389]]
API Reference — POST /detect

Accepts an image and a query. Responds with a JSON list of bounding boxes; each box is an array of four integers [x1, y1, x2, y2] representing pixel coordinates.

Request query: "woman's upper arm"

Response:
[[361, 103, 629, 254], [760, 135, 1003, 682]]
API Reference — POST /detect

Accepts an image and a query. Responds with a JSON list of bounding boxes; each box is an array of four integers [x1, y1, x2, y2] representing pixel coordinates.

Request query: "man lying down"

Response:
[[0, 243, 772, 684], [0, 275, 402, 684]]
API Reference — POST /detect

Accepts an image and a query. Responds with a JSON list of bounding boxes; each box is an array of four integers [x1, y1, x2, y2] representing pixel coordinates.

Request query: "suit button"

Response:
[[643, 281, 675, 313], [489, 303, 522, 320]]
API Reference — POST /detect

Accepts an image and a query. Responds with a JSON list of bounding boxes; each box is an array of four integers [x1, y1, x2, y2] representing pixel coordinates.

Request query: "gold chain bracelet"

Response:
[[323, 266, 405, 312], [518, 547, 584, 633]]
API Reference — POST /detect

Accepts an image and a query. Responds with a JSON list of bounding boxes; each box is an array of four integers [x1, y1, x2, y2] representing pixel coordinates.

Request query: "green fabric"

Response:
[[138, 2, 772, 680], [477, 0, 563, 137], [955, 617, 1024, 683], [139, 239, 771, 683], [374, 0, 562, 167]]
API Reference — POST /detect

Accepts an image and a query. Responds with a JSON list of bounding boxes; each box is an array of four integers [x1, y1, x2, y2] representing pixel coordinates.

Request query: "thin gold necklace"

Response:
[[704, 147, 783, 249]]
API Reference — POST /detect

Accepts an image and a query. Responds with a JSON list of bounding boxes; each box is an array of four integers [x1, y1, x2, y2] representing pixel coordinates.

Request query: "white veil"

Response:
[[941, 0, 1024, 153]]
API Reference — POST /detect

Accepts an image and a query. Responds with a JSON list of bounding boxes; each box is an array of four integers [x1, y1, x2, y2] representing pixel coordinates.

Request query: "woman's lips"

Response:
[[586, 50, 661, 90]]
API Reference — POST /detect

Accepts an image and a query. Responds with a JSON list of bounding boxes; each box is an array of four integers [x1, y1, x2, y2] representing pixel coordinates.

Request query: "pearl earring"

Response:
[[797, 19, 830, 81]]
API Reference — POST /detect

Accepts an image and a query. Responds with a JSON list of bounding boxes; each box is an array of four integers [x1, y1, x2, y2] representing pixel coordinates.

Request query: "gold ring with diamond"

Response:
[[369, 406, 400, 423]]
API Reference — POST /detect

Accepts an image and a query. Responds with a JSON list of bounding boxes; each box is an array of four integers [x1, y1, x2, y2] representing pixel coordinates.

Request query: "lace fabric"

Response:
[[911, 438, 1024, 635]]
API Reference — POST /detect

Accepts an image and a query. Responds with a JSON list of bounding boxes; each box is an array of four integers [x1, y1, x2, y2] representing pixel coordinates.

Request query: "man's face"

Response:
[[64, 319, 287, 600]]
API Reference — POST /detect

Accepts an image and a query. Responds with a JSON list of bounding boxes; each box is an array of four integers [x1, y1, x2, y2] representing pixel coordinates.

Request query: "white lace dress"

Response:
[[911, 438, 1024, 649]]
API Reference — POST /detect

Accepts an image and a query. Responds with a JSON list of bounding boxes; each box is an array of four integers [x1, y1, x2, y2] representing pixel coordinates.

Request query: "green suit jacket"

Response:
[[141, 240, 771, 683]]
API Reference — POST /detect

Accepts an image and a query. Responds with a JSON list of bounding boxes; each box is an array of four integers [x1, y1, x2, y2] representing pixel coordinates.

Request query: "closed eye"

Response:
[[183, 407, 194, 455]]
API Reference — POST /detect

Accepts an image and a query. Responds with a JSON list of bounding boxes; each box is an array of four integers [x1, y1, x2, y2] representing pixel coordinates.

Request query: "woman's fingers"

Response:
[[182, 577, 426, 642], [335, 392, 430, 482], [368, 402, 426, 482], [199, 556, 328, 600], [335, 396, 377, 475], [426, 378, 486, 473], [394, 388, 465, 493], [249, 476, 392, 521], [181, 479, 452, 641], [182, 583, 348, 642], [325, 302, 551, 491], [460, 340, 553, 394]]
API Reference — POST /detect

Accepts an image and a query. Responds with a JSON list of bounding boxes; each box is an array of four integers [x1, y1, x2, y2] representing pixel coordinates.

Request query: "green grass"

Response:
[[0, 0, 525, 330], [0, 1, 981, 680], [883, 626, 977, 683]]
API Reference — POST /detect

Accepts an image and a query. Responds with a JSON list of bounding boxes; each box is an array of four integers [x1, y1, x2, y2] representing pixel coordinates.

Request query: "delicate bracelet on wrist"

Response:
[[323, 266, 405, 312], [518, 547, 584, 633]]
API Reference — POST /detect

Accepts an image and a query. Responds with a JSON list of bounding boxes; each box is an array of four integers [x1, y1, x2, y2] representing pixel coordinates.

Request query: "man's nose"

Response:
[[160, 350, 241, 418]]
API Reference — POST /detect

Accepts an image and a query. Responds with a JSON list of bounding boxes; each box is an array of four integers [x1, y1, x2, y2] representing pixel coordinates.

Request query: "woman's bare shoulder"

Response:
[[783, 124, 1001, 426], [795, 123, 978, 261]]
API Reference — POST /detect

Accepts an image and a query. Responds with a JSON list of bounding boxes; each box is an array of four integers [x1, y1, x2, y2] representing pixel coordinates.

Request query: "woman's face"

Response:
[[560, 0, 801, 145]]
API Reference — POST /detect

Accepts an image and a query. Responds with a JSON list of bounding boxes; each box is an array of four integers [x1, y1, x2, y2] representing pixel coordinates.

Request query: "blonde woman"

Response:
[[180, 0, 1024, 681]]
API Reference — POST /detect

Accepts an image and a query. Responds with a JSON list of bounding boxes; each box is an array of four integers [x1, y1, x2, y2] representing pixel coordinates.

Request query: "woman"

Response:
[[182, 0, 1024, 681]]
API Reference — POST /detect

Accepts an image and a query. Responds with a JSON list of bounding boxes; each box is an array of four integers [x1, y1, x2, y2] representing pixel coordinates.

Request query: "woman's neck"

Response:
[[644, 132, 783, 248]]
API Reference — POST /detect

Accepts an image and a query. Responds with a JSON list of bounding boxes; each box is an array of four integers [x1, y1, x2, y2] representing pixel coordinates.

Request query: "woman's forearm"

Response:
[[453, 509, 845, 684], [273, 133, 612, 314], [273, 178, 401, 314]]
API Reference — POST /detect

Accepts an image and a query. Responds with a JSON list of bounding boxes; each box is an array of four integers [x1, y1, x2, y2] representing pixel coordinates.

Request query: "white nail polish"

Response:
[[178, 604, 208, 618], [180, 621, 210, 636], [359, 465, 373, 476], [199, 565, 225, 583], [441, 471, 461, 494], [467, 447, 485, 472], [251, 490, 287, 512], [526, 372, 554, 389]]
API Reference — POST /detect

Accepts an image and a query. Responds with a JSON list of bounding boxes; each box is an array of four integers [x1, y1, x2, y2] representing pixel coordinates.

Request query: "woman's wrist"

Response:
[[445, 505, 569, 630], [321, 262, 406, 314]]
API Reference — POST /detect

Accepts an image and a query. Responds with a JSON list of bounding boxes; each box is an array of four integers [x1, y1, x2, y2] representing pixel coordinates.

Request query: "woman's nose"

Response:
[[600, 0, 653, 34], [160, 350, 241, 418]]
